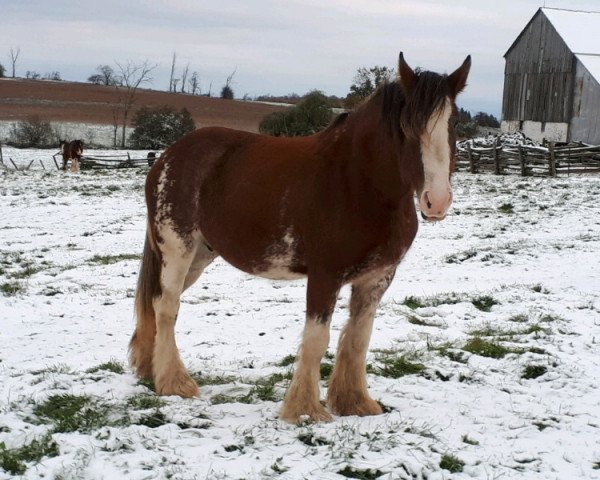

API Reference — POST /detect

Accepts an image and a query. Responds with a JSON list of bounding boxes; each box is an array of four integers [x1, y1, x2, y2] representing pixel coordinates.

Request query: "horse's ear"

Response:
[[398, 52, 418, 93], [447, 55, 471, 97]]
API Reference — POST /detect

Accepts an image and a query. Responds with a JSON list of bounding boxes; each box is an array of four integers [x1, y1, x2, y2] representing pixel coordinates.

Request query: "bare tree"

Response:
[[9, 47, 21, 78], [180, 63, 189, 93], [114, 60, 156, 147], [169, 52, 177, 92], [220, 67, 237, 99], [88, 65, 117, 85], [188, 71, 200, 95]]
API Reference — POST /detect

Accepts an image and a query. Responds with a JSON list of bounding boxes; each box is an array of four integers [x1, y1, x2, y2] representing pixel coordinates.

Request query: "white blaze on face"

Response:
[[419, 97, 453, 220]]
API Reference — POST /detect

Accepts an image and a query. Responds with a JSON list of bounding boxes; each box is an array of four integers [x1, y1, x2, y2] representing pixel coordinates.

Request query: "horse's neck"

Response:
[[344, 102, 419, 205]]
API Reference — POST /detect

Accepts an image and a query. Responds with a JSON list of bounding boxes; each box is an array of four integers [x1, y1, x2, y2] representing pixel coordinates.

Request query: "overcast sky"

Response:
[[2, 0, 599, 117]]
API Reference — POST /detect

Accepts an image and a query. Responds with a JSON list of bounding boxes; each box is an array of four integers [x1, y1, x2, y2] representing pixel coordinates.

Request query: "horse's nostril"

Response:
[[427, 200, 432, 209]]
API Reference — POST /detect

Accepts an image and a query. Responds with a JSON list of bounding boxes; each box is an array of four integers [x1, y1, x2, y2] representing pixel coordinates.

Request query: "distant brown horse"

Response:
[[60, 140, 84, 172], [130, 53, 471, 423]]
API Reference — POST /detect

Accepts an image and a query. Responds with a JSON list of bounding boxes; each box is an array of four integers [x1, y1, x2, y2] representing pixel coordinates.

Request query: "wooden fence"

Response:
[[457, 141, 600, 176]]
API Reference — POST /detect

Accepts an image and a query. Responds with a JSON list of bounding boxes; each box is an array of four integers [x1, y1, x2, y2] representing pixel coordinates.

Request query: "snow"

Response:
[[542, 8, 600, 55], [1, 146, 600, 479], [577, 54, 600, 86]]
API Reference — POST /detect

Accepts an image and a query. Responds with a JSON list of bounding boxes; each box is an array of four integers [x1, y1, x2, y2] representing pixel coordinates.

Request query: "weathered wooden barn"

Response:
[[502, 8, 600, 144]]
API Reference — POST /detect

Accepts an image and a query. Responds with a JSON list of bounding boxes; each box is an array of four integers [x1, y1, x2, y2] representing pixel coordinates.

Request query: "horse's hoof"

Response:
[[155, 372, 199, 398], [327, 392, 383, 417], [280, 402, 333, 424]]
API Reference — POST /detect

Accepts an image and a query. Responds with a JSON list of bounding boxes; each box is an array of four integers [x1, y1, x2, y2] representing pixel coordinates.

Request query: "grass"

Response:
[[89, 253, 140, 265], [0, 434, 59, 475], [402, 293, 464, 310], [1, 281, 24, 296], [368, 352, 426, 378], [462, 337, 514, 359], [191, 372, 237, 386], [498, 203, 514, 214], [34, 394, 110, 433], [462, 434, 480, 446], [210, 372, 292, 405], [127, 394, 166, 410], [522, 365, 547, 379], [337, 466, 386, 479], [86, 360, 125, 375], [471, 295, 499, 312], [439, 453, 465, 473]]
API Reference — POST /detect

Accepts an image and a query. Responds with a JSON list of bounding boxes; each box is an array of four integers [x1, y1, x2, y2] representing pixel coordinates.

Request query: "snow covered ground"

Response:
[[1, 147, 600, 479]]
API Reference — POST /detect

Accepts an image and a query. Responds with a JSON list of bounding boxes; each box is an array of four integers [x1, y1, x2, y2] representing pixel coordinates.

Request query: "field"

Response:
[[0, 78, 287, 136], [1, 147, 600, 479]]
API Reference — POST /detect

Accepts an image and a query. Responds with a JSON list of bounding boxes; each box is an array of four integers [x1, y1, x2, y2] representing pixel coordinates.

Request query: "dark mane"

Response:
[[371, 70, 451, 140]]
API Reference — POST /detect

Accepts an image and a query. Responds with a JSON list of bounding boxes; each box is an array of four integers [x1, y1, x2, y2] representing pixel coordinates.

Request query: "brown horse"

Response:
[[130, 53, 471, 423], [60, 139, 84, 172]]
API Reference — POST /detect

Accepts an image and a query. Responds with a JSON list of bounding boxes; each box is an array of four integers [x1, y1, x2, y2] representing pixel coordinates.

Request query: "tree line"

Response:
[[2, 47, 499, 147]]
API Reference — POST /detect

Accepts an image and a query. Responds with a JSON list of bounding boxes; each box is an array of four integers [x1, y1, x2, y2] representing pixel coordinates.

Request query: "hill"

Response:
[[0, 78, 288, 133]]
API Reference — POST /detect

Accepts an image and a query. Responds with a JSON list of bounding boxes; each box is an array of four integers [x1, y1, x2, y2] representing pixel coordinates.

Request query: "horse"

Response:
[[59, 139, 84, 172], [130, 53, 471, 423]]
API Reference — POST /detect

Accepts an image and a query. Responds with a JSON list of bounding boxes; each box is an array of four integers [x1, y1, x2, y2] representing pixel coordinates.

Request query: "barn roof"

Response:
[[506, 8, 600, 81]]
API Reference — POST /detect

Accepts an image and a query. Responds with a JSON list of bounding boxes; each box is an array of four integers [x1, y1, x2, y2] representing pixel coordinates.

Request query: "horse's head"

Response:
[[398, 53, 471, 221]]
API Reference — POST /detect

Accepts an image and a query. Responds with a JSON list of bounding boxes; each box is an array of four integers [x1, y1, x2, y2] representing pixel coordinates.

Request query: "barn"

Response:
[[501, 7, 600, 144]]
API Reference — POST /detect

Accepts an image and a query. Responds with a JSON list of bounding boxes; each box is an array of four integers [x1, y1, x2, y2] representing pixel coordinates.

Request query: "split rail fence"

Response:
[[457, 141, 600, 177]]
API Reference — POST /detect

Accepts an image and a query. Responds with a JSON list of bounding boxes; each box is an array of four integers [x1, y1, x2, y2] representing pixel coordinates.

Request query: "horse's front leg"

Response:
[[327, 267, 396, 416], [280, 275, 340, 423]]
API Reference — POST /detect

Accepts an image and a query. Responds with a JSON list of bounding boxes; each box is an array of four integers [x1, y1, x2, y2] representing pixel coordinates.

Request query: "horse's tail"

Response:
[[129, 223, 162, 378]]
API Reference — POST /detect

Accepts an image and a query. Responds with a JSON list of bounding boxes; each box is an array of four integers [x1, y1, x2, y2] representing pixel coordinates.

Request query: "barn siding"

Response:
[[570, 59, 600, 144], [502, 10, 575, 125]]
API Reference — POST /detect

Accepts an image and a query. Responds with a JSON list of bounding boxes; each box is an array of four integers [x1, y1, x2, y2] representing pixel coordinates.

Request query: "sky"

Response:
[[2, 0, 600, 118]]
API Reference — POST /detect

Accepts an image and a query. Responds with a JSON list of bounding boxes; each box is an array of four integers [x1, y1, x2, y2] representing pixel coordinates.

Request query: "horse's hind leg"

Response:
[[153, 234, 215, 397], [327, 267, 395, 416]]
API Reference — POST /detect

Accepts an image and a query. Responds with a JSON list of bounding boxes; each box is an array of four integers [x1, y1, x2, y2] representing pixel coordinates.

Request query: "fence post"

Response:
[[467, 143, 476, 173], [518, 145, 526, 176], [548, 143, 557, 177], [493, 138, 501, 175], [0, 142, 4, 165], [52, 154, 60, 170]]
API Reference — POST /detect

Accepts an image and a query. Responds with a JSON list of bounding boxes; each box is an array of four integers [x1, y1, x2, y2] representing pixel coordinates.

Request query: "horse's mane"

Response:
[[371, 70, 452, 140]]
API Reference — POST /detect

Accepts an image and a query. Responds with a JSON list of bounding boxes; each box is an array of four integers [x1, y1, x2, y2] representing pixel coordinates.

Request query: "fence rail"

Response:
[[457, 141, 600, 176]]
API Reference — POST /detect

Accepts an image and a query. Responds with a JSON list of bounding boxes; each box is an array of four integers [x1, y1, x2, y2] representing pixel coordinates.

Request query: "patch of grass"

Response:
[[463, 337, 513, 359], [428, 342, 467, 364], [368, 353, 425, 378], [471, 295, 498, 312], [522, 365, 547, 379], [1, 281, 24, 296], [134, 410, 169, 428], [191, 372, 237, 386], [127, 394, 166, 410], [10, 265, 44, 279], [86, 360, 125, 375], [34, 394, 109, 433], [320, 362, 333, 380], [402, 293, 464, 310], [498, 203, 514, 214], [211, 372, 292, 405], [407, 315, 439, 327], [509, 314, 529, 323], [89, 253, 140, 265], [0, 434, 59, 475], [462, 434, 479, 445], [138, 378, 155, 391], [297, 432, 331, 447], [403, 296, 424, 310], [439, 453, 465, 473], [277, 354, 296, 367], [337, 466, 386, 479], [445, 249, 477, 264]]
